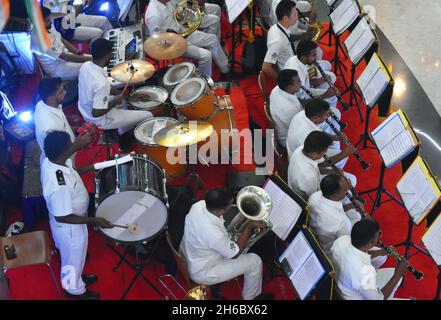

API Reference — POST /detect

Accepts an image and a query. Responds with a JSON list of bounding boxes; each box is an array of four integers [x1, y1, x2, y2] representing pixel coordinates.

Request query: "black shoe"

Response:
[[81, 274, 98, 286], [253, 293, 274, 300], [65, 289, 100, 300]]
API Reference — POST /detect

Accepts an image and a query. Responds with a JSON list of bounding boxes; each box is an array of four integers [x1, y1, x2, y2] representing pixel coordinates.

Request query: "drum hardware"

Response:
[[115, 154, 120, 193], [143, 32, 188, 60], [111, 59, 155, 85]]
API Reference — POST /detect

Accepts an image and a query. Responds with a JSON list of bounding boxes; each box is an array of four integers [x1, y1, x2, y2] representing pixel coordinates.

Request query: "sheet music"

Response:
[[422, 215, 441, 265], [330, 0, 353, 24], [279, 232, 313, 275], [356, 55, 380, 93], [371, 113, 404, 150], [332, 1, 359, 35], [348, 27, 375, 64], [225, 0, 249, 24], [93, 154, 134, 170], [380, 130, 414, 167], [264, 180, 302, 240], [363, 68, 390, 107], [327, 0, 338, 6], [345, 18, 369, 52], [291, 253, 325, 300]]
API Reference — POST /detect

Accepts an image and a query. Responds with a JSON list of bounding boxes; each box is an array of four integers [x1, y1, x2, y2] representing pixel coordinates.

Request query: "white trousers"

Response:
[[48, 61, 83, 80], [185, 30, 229, 77], [50, 221, 88, 295], [200, 3, 221, 39], [376, 268, 402, 300], [73, 14, 113, 43], [190, 253, 263, 300]]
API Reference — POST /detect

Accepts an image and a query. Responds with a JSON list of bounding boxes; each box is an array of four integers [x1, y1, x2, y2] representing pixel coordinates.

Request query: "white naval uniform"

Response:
[[287, 145, 356, 200], [331, 235, 402, 300], [264, 23, 295, 71], [31, 26, 84, 80], [43, 0, 113, 42], [34, 100, 76, 164], [180, 200, 263, 300], [285, 110, 347, 169], [145, 0, 228, 77], [269, 85, 302, 146], [78, 61, 153, 134], [41, 157, 89, 295]]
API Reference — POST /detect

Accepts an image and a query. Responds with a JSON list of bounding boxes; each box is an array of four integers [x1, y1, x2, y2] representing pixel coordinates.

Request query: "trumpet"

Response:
[[377, 240, 424, 281], [324, 118, 370, 170], [312, 61, 351, 111]]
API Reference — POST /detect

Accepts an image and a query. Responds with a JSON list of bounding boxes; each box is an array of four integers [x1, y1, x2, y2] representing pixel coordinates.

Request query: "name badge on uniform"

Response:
[[56, 170, 66, 186]]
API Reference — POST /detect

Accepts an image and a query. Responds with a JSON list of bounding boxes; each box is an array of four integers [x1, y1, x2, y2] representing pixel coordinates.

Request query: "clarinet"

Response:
[[377, 240, 424, 280], [323, 154, 365, 204], [300, 85, 347, 129], [312, 61, 351, 111], [324, 118, 370, 170]]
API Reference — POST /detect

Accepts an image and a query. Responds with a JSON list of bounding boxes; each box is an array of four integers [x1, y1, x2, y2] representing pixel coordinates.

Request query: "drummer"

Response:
[[41, 130, 114, 300], [78, 38, 154, 151]]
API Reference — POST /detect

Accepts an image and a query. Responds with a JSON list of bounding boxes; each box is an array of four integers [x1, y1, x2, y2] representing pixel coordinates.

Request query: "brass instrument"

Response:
[[226, 186, 273, 251], [297, 0, 323, 42], [185, 285, 211, 300], [174, 0, 203, 37]]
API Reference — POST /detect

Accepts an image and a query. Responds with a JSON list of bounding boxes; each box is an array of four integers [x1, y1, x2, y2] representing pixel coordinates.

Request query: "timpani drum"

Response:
[[94, 155, 168, 244], [134, 117, 187, 180], [128, 86, 169, 116], [162, 62, 198, 90]]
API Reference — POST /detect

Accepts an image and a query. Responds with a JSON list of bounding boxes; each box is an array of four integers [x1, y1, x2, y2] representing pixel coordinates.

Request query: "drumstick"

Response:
[[112, 223, 138, 233], [112, 224, 129, 229]]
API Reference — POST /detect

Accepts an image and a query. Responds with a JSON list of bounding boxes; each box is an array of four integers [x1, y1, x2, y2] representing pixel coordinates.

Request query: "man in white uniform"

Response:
[[180, 188, 267, 300], [145, 0, 229, 77], [331, 219, 408, 300], [287, 131, 355, 201], [309, 174, 387, 269], [78, 38, 153, 143], [34, 77, 76, 163], [32, 6, 92, 80], [261, 0, 298, 80], [43, 0, 113, 43], [41, 131, 114, 299], [269, 69, 302, 147], [269, 0, 312, 27]]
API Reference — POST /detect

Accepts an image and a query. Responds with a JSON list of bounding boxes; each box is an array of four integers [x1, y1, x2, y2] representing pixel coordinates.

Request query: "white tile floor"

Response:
[[360, 0, 441, 116]]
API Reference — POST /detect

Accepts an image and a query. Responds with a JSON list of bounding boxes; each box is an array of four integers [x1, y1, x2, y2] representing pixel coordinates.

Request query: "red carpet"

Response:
[[4, 22, 439, 300]]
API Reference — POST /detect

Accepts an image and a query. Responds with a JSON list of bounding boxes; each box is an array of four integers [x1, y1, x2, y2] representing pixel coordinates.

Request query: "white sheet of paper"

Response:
[[357, 55, 380, 93], [279, 232, 313, 276], [330, 0, 353, 24], [348, 27, 375, 64], [290, 253, 325, 300], [363, 68, 389, 107], [422, 216, 441, 265], [94, 154, 134, 170], [225, 0, 249, 23], [380, 130, 414, 167], [371, 112, 404, 150], [333, 2, 359, 35], [345, 18, 369, 53]]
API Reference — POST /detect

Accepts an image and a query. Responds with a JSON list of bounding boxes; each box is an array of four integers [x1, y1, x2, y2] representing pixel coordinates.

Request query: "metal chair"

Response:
[[0, 231, 62, 297]]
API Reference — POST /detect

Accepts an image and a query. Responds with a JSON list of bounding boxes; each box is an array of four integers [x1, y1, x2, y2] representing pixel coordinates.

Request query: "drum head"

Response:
[[134, 117, 178, 146], [163, 62, 196, 86], [128, 86, 168, 110], [170, 77, 206, 106], [96, 191, 168, 244]]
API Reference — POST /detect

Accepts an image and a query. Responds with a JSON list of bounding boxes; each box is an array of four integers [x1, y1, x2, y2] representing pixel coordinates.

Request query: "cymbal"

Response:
[[144, 33, 188, 60], [153, 121, 213, 147], [110, 60, 155, 84]]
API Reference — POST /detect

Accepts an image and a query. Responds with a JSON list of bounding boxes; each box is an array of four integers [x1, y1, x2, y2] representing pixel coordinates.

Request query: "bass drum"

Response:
[[134, 117, 187, 180], [94, 155, 168, 245]]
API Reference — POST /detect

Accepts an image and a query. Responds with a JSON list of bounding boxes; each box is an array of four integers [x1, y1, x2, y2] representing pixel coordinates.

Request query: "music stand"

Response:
[[318, 0, 339, 47]]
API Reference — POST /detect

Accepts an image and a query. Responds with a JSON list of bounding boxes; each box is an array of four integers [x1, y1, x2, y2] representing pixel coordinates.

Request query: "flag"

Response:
[[0, 0, 10, 33], [25, 0, 52, 52]]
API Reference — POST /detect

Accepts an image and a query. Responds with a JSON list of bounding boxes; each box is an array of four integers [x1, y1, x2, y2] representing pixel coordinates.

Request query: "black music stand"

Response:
[[318, 0, 339, 47], [330, 31, 349, 91], [108, 236, 166, 300]]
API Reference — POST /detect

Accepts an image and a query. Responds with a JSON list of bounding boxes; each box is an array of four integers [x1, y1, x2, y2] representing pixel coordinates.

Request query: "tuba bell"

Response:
[[174, 0, 203, 38], [226, 186, 273, 251]]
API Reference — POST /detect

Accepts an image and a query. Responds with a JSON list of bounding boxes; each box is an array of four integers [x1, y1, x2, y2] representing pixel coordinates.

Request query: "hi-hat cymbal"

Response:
[[153, 121, 213, 147], [110, 60, 155, 84], [144, 33, 188, 60]]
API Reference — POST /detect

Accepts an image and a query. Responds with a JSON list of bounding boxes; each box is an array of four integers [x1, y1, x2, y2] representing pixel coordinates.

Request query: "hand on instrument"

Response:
[[342, 144, 356, 157], [112, 94, 125, 106], [93, 217, 114, 229], [353, 200, 365, 213], [395, 258, 410, 276], [322, 86, 339, 99]]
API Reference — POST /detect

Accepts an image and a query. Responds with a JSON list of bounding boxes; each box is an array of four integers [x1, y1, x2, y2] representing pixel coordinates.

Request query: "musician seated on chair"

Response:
[[42, 0, 113, 43], [331, 219, 408, 300], [286, 99, 348, 169], [34, 77, 76, 164], [287, 131, 356, 201], [144, 0, 229, 78], [77, 38, 153, 151], [269, 69, 302, 147], [308, 174, 387, 270], [31, 6, 92, 81], [261, 0, 298, 80], [41, 131, 114, 300], [180, 188, 266, 300]]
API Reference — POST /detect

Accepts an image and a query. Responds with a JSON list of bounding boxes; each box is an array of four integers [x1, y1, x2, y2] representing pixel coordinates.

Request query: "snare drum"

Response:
[[162, 62, 198, 90], [134, 117, 187, 180], [95, 155, 168, 244], [128, 86, 169, 116]]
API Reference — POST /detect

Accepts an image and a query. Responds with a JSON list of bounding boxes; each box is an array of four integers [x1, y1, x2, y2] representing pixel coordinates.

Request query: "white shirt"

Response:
[[287, 145, 322, 200], [269, 86, 302, 146], [41, 158, 89, 226], [269, 0, 310, 33], [34, 100, 75, 162], [308, 191, 352, 257], [144, 0, 179, 35], [264, 23, 295, 71], [286, 110, 321, 158], [331, 235, 384, 300], [78, 61, 111, 123], [181, 200, 240, 277]]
